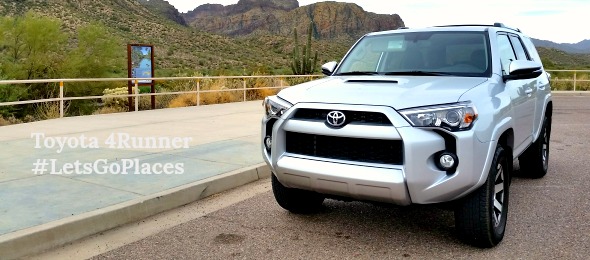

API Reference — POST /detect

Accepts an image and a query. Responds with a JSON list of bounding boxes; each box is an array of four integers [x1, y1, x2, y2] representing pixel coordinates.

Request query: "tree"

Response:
[[0, 11, 66, 80], [63, 22, 125, 115], [65, 22, 124, 79], [291, 22, 318, 75], [0, 12, 67, 118]]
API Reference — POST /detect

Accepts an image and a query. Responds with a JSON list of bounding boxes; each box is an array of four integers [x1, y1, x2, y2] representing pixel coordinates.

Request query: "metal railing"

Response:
[[0, 75, 323, 118], [0, 70, 588, 119], [546, 70, 590, 91]]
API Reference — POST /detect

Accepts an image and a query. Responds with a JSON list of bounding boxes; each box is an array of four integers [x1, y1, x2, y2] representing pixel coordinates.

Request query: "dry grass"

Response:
[[168, 93, 197, 108], [199, 78, 242, 105], [246, 77, 288, 100], [0, 116, 12, 126], [158, 78, 197, 108], [161, 76, 294, 107], [0, 114, 35, 126], [34, 101, 65, 120], [93, 106, 128, 115], [552, 74, 590, 91]]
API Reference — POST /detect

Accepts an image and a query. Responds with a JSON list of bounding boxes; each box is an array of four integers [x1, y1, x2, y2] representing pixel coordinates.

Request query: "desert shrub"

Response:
[[549, 71, 590, 91], [0, 115, 24, 126], [100, 86, 153, 111], [156, 78, 198, 108], [93, 106, 127, 115], [199, 78, 241, 105], [286, 75, 320, 86], [102, 87, 129, 108], [0, 116, 10, 126], [155, 91, 176, 109], [168, 94, 197, 108], [245, 77, 288, 101], [34, 101, 65, 120]]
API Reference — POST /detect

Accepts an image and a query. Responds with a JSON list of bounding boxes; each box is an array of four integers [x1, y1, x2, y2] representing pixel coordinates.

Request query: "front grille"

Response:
[[292, 109, 392, 126], [286, 132, 403, 165]]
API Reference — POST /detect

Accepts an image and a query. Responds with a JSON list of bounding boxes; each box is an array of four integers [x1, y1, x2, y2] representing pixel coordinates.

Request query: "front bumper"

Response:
[[262, 103, 492, 205]]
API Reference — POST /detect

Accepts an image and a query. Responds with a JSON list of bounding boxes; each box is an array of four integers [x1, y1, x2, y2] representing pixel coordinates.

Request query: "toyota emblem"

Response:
[[326, 111, 346, 127]]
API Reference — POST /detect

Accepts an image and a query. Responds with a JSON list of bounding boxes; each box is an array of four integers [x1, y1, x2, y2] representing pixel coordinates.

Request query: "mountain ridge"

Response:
[[532, 38, 590, 54], [138, 0, 187, 26], [181, 0, 404, 40]]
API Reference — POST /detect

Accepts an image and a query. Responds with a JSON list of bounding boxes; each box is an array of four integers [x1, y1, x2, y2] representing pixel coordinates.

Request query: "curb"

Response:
[[0, 163, 270, 260]]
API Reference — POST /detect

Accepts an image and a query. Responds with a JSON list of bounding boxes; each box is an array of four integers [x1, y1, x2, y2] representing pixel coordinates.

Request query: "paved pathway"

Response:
[[0, 101, 266, 259]]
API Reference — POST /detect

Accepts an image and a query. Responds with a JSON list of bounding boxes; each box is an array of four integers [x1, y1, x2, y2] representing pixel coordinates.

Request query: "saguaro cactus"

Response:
[[291, 23, 318, 75]]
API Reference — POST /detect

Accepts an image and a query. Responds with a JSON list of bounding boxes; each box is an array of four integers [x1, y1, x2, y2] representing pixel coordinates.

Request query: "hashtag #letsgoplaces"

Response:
[[32, 159, 185, 175]]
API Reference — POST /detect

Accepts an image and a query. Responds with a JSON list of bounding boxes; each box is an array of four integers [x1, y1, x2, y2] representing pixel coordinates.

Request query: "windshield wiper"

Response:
[[384, 71, 454, 76], [334, 71, 380, 76]]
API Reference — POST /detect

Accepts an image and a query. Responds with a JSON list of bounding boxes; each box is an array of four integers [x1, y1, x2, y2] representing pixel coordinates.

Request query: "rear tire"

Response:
[[272, 174, 324, 214], [455, 145, 510, 248], [519, 115, 551, 178]]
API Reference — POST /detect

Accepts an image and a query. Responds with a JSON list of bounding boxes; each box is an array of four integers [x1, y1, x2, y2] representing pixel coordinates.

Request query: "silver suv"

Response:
[[262, 23, 552, 247]]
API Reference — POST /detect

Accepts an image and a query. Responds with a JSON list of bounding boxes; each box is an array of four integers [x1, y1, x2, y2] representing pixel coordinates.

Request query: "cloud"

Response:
[[520, 10, 564, 16]]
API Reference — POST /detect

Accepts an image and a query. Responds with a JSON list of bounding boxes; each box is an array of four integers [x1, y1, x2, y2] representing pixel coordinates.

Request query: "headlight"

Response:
[[400, 102, 477, 131], [263, 96, 292, 118]]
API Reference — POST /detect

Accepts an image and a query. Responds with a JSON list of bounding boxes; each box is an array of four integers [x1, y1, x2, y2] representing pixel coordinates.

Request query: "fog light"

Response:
[[437, 152, 458, 171], [264, 136, 272, 151]]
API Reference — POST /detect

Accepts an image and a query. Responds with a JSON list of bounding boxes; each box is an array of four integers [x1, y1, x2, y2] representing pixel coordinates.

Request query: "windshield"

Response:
[[336, 31, 491, 77]]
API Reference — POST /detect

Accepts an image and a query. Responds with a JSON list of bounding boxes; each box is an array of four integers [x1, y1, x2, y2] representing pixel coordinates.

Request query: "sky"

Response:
[[166, 0, 589, 44]]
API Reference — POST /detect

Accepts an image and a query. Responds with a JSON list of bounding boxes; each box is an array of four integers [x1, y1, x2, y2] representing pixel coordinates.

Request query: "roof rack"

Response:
[[492, 22, 521, 33], [434, 23, 521, 33]]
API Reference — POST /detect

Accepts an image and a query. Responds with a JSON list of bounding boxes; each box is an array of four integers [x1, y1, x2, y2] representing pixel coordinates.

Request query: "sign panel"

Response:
[[127, 44, 156, 110], [128, 45, 154, 84]]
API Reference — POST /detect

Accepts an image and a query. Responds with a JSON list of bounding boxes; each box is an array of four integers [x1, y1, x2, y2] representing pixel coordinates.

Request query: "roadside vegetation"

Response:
[[0, 12, 124, 120]]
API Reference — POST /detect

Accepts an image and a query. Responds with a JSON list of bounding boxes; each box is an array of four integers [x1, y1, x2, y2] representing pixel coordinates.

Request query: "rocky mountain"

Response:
[[533, 38, 590, 54], [138, 0, 187, 26], [182, 0, 404, 39], [0, 0, 299, 74]]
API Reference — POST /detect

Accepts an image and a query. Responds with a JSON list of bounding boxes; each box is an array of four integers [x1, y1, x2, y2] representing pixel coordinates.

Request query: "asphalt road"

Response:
[[37, 96, 590, 259]]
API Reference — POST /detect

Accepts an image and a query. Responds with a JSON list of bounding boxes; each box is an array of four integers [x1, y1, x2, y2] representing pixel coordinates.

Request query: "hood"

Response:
[[278, 76, 488, 110]]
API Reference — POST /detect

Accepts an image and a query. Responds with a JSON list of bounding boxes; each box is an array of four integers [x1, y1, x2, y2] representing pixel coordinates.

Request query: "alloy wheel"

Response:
[[493, 163, 505, 227]]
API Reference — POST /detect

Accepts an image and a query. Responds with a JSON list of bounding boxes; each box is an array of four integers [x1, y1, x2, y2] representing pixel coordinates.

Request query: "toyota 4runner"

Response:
[[262, 23, 552, 247]]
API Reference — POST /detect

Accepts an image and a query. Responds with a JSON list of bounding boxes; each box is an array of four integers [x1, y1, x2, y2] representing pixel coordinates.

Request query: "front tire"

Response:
[[272, 174, 324, 214], [519, 115, 551, 178], [455, 145, 510, 248]]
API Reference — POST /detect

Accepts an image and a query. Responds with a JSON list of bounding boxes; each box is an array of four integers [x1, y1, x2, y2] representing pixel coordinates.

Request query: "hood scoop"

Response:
[[345, 79, 398, 84]]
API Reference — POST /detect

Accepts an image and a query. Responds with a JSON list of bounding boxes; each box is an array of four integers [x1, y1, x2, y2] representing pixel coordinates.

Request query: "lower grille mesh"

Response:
[[286, 132, 403, 165]]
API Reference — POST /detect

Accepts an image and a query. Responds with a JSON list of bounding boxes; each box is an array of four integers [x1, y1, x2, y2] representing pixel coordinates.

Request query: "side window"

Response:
[[497, 34, 516, 75], [509, 35, 529, 60]]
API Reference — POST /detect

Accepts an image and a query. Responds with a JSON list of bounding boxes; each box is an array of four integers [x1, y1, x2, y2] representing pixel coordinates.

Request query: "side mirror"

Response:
[[503, 60, 543, 82], [321, 61, 338, 76]]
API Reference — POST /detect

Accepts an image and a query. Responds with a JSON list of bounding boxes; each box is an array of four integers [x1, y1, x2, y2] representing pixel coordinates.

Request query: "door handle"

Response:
[[525, 88, 533, 95]]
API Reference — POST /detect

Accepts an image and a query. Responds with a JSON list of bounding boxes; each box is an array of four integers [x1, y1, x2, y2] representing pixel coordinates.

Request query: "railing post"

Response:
[[134, 80, 139, 112], [59, 81, 64, 118], [573, 71, 577, 91], [197, 80, 200, 106], [243, 79, 247, 102]]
